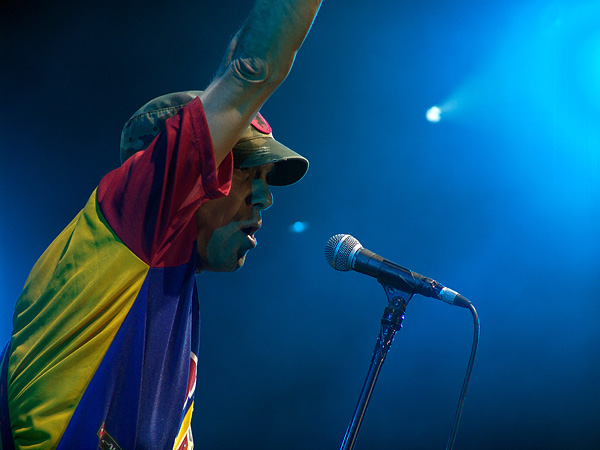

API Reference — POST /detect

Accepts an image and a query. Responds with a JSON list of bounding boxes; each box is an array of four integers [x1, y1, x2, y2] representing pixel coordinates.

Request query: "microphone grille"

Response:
[[324, 234, 362, 271]]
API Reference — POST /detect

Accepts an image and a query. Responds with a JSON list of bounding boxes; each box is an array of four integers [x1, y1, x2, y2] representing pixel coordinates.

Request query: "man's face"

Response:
[[195, 163, 274, 272]]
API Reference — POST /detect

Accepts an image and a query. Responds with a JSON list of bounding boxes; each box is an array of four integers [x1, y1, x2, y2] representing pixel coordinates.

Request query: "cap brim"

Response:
[[233, 137, 309, 186]]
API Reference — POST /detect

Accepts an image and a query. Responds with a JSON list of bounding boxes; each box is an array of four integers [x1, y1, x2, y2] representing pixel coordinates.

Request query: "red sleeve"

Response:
[[97, 98, 233, 267]]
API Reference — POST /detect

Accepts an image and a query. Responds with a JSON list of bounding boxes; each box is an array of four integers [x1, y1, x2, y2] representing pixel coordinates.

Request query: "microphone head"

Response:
[[324, 234, 363, 271]]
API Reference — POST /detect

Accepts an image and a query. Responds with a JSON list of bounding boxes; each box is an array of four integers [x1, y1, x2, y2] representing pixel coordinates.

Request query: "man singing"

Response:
[[0, 0, 322, 448]]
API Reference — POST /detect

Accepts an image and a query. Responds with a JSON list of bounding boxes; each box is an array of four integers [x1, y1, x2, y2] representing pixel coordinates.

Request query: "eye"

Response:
[[236, 167, 253, 179], [236, 164, 274, 180], [259, 163, 276, 180]]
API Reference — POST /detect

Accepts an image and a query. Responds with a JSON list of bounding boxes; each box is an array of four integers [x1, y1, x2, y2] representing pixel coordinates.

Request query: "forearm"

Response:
[[217, 0, 322, 83], [201, 0, 322, 165]]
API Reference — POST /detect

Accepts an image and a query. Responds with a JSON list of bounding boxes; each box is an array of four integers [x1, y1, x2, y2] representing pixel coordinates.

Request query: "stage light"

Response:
[[289, 221, 308, 233], [426, 106, 441, 123]]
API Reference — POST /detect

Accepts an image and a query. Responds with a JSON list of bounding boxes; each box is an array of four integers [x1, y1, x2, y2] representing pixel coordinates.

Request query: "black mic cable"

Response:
[[447, 300, 479, 450], [325, 234, 480, 450]]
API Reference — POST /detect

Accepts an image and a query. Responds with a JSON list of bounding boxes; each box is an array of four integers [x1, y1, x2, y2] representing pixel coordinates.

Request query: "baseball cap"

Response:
[[120, 90, 309, 186]]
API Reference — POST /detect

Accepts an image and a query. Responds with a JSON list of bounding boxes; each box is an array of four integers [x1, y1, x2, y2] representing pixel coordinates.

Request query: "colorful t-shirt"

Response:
[[0, 98, 233, 450]]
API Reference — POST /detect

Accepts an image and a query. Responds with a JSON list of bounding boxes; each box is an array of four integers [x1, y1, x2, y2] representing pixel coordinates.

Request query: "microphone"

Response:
[[324, 234, 470, 308]]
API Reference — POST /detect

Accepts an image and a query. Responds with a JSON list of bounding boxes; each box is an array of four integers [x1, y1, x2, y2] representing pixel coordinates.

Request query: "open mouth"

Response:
[[242, 224, 261, 246]]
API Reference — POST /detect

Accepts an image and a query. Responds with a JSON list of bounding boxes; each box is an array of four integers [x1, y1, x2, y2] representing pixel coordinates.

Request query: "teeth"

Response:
[[243, 224, 259, 236], [246, 232, 257, 247]]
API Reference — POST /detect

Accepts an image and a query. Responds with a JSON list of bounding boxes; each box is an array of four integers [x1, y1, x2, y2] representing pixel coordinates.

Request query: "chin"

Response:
[[217, 257, 246, 272], [197, 253, 248, 273], [220, 256, 246, 272], [232, 254, 247, 271]]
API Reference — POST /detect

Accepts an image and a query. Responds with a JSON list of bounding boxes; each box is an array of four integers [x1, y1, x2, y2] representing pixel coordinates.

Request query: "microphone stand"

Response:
[[340, 284, 414, 450]]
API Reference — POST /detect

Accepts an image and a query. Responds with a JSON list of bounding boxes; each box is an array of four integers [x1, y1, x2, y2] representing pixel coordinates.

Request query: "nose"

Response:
[[251, 178, 273, 211]]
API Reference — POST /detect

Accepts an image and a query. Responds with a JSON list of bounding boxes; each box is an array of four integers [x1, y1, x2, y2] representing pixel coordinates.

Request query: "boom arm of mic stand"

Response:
[[339, 284, 414, 450]]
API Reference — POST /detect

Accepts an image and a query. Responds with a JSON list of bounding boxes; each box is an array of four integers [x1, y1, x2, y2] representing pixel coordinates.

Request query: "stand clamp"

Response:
[[340, 284, 414, 450]]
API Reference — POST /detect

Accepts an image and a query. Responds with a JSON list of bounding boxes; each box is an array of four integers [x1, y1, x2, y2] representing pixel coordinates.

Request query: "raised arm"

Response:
[[200, 0, 322, 166]]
